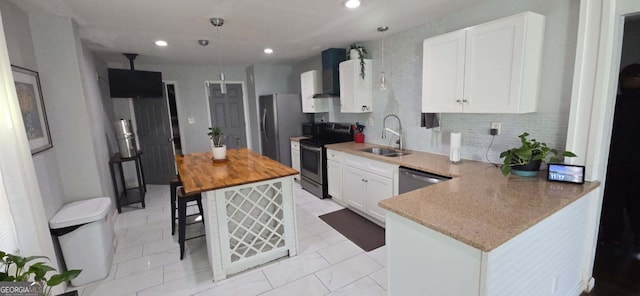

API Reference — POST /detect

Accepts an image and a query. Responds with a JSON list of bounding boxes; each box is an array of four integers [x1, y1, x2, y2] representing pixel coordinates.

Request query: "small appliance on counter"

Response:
[[299, 122, 354, 199], [115, 119, 137, 158]]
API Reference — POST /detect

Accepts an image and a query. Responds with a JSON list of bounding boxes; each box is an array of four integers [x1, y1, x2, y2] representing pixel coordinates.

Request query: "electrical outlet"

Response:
[[490, 121, 501, 135], [188, 117, 195, 124], [369, 117, 375, 127]]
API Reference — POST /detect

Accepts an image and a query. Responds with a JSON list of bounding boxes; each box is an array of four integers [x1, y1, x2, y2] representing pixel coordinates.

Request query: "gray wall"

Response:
[[0, 0, 65, 219], [246, 64, 298, 152], [29, 13, 115, 203], [129, 64, 248, 154], [294, 0, 580, 164]]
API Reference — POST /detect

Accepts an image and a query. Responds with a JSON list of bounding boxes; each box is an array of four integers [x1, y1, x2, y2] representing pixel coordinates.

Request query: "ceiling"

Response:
[[12, 0, 486, 67]]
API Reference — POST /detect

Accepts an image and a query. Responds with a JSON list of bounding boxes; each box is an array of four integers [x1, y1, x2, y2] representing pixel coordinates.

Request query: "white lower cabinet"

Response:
[[342, 165, 367, 211], [327, 149, 343, 203], [290, 141, 301, 181], [341, 153, 397, 223]]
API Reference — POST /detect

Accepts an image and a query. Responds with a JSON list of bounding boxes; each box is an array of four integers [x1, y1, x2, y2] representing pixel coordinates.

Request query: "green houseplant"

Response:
[[499, 132, 576, 176], [347, 43, 368, 79], [0, 251, 81, 296], [208, 127, 226, 160]]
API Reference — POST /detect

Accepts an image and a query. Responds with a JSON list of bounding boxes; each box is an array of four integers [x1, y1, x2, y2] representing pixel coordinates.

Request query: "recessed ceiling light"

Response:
[[264, 48, 274, 54], [344, 0, 361, 9], [155, 40, 168, 47]]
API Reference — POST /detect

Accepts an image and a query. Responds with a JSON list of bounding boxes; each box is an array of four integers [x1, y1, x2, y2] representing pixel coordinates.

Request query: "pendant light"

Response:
[[210, 17, 227, 94], [377, 26, 389, 91]]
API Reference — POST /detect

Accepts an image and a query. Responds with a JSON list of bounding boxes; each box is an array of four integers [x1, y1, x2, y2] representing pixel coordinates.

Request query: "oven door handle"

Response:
[[300, 144, 322, 152]]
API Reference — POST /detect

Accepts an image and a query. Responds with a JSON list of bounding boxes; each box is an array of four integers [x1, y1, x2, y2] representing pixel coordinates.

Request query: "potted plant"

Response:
[[499, 132, 576, 177], [208, 127, 226, 160], [347, 43, 368, 79], [0, 251, 81, 296]]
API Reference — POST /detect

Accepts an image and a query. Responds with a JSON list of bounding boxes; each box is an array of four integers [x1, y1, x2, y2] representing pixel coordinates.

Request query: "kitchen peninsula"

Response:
[[176, 148, 298, 281], [327, 142, 601, 296]]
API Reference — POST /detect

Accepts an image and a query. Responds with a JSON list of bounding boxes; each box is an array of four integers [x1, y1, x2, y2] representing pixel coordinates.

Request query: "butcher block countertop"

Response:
[[176, 148, 297, 195], [325, 142, 600, 252]]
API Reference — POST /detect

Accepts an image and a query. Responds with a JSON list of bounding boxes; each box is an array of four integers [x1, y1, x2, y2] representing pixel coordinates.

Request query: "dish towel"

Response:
[[421, 113, 440, 129]]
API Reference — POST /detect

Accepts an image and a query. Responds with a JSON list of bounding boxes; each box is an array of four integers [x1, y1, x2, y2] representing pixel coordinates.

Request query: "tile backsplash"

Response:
[[307, 0, 578, 164]]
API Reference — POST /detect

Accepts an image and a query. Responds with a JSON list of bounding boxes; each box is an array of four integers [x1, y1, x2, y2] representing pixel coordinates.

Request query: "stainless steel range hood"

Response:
[[312, 48, 346, 98]]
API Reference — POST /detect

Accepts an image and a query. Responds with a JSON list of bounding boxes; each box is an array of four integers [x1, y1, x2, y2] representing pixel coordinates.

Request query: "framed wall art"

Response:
[[11, 65, 52, 154]]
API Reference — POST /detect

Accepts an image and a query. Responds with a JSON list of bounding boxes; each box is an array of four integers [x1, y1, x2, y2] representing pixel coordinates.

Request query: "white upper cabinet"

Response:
[[301, 70, 329, 113], [422, 12, 545, 114], [339, 59, 373, 113]]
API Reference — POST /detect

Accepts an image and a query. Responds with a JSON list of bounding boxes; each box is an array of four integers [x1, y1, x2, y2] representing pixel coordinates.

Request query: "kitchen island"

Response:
[[176, 148, 298, 281], [326, 142, 601, 296]]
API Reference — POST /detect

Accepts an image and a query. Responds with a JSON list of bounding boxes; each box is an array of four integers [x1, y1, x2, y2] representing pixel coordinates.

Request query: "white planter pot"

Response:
[[212, 145, 227, 160], [350, 49, 361, 60]]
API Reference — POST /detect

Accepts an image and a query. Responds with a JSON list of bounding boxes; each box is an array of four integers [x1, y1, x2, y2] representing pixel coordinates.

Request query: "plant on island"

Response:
[[208, 127, 224, 147]]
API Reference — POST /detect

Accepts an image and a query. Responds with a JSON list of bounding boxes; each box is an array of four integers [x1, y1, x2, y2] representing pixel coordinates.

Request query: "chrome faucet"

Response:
[[382, 114, 403, 151]]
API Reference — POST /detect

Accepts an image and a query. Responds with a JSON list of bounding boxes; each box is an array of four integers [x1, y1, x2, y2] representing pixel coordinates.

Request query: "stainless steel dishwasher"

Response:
[[399, 167, 451, 194]]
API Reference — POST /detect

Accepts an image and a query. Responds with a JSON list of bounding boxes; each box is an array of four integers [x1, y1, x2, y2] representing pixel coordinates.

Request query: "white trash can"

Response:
[[49, 197, 114, 286]]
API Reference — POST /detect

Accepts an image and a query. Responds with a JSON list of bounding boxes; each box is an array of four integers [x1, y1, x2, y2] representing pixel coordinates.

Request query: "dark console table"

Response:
[[109, 152, 146, 213]]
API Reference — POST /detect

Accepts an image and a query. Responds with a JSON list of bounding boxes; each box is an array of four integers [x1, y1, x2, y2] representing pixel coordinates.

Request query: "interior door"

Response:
[[208, 83, 246, 149], [133, 97, 174, 184]]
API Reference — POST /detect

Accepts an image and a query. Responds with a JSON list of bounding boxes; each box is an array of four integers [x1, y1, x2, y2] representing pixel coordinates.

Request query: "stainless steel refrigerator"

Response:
[[259, 94, 308, 166]]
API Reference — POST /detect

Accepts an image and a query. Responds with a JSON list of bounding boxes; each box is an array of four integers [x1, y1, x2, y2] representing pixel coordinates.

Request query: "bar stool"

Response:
[[176, 186, 205, 260], [169, 175, 181, 235]]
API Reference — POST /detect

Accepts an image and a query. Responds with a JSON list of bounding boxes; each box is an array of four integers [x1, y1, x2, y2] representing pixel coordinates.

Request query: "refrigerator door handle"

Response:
[[262, 108, 269, 143]]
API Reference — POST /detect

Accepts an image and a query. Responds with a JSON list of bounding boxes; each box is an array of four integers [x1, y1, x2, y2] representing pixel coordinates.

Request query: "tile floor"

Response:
[[68, 182, 388, 296]]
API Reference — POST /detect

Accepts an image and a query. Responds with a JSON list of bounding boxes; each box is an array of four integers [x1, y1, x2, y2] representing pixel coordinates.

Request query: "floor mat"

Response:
[[319, 208, 385, 251]]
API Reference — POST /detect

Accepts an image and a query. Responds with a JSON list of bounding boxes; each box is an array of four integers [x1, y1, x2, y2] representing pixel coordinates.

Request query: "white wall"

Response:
[[294, 0, 580, 164]]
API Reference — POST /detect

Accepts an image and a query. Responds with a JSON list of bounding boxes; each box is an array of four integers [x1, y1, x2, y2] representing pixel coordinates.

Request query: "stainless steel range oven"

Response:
[[300, 123, 353, 199]]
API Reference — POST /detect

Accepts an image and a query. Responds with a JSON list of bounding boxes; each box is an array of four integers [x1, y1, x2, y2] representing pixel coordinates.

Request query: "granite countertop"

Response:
[[326, 142, 600, 252], [176, 148, 298, 195], [290, 136, 308, 142]]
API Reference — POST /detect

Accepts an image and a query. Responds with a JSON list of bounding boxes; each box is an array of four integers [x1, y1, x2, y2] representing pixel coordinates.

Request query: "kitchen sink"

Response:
[[360, 147, 411, 157]]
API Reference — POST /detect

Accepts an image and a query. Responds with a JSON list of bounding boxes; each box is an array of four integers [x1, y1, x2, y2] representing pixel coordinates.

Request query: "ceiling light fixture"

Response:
[[377, 26, 389, 91], [210, 17, 227, 94], [155, 40, 168, 47], [264, 48, 274, 54], [344, 0, 361, 9]]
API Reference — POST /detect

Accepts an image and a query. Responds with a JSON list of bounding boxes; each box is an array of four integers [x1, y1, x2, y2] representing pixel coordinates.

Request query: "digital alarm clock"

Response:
[[547, 164, 585, 184]]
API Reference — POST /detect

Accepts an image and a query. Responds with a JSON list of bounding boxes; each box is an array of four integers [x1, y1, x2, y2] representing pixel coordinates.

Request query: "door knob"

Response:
[[168, 137, 174, 142]]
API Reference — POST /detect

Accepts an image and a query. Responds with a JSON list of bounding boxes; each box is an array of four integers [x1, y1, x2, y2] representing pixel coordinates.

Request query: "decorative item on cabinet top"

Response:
[[347, 43, 368, 79]]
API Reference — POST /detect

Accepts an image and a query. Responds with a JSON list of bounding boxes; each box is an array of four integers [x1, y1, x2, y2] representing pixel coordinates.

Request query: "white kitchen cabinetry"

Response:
[[387, 189, 598, 296], [422, 12, 545, 114], [290, 141, 301, 181], [300, 70, 329, 113], [326, 149, 343, 203], [342, 153, 397, 223], [339, 59, 373, 113]]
